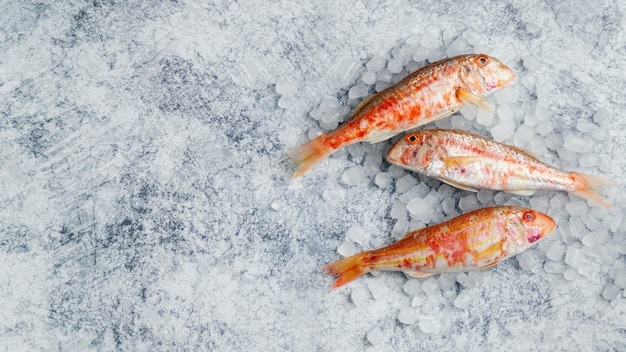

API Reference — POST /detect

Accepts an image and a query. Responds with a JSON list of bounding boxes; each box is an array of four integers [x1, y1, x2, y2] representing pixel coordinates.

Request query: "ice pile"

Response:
[[288, 27, 623, 338]]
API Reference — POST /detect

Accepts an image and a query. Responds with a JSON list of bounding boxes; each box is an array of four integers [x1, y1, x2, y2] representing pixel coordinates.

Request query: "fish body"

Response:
[[386, 129, 612, 208], [323, 206, 555, 289], [284, 54, 515, 178]]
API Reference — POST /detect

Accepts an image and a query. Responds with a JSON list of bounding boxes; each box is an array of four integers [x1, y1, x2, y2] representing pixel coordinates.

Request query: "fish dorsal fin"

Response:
[[441, 179, 478, 192], [404, 270, 434, 278], [457, 87, 495, 113]]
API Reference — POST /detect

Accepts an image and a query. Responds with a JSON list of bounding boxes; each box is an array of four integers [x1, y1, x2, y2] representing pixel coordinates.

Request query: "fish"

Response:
[[323, 206, 555, 289], [386, 129, 613, 208], [283, 54, 516, 179]]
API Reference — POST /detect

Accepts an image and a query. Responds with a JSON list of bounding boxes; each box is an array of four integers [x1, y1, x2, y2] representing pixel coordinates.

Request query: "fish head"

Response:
[[506, 208, 556, 250], [460, 54, 516, 94], [386, 131, 436, 171]]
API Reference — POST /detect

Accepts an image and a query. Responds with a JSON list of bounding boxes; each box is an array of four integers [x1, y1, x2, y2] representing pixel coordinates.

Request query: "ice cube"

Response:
[[307, 127, 323, 140], [592, 107, 609, 124], [564, 247, 583, 268], [546, 241, 566, 261], [392, 219, 410, 238], [387, 59, 403, 74], [453, 290, 472, 309], [374, 172, 393, 188], [490, 121, 515, 142], [446, 37, 468, 57], [451, 114, 470, 129], [460, 104, 478, 120], [516, 250, 537, 271], [576, 120, 595, 133], [367, 327, 385, 345], [396, 175, 418, 193], [496, 104, 515, 121], [341, 166, 366, 186], [544, 261, 565, 274], [563, 132, 589, 153], [602, 284, 620, 301], [404, 279, 422, 296], [427, 48, 446, 63], [476, 107, 494, 126], [522, 55, 540, 72], [462, 28, 482, 46], [349, 83, 369, 100], [442, 198, 456, 214], [366, 55, 386, 72], [438, 274, 455, 290], [278, 95, 297, 109], [418, 316, 441, 334], [338, 241, 357, 257], [458, 195, 479, 211], [390, 200, 407, 220], [387, 165, 405, 179], [275, 81, 297, 95], [361, 71, 377, 85], [422, 277, 440, 298], [351, 286, 370, 306], [614, 268, 626, 289], [378, 69, 393, 82], [566, 201, 588, 217], [346, 226, 370, 246], [529, 196, 549, 212], [407, 191, 439, 217], [578, 153, 597, 168], [398, 306, 419, 324], [477, 190, 493, 205], [591, 127, 608, 141], [545, 134, 563, 150], [534, 105, 551, 122], [368, 282, 387, 300], [563, 268, 578, 281]]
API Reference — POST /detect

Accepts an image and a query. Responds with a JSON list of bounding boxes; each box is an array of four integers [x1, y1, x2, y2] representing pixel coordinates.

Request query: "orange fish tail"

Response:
[[571, 172, 614, 208], [322, 253, 370, 289], [282, 133, 336, 179]]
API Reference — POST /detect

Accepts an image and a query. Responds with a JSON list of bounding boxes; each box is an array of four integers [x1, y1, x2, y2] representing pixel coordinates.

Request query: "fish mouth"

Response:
[[537, 212, 556, 234], [386, 145, 403, 164]]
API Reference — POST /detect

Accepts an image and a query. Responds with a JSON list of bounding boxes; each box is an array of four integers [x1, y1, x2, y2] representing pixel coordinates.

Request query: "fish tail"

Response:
[[571, 172, 615, 208], [322, 252, 370, 289], [282, 133, 336, 179]]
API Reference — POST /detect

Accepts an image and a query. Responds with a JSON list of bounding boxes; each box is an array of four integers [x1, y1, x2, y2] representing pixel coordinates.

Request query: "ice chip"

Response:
[[438, 274, 455, 290], [404, 279, 422, 296], [546, 242, 566, 261], [576, 120, 596, 133], [387, 165, 405, 179], [392, 219, 410, 238], [496, 104, 515, 121], [442, 198, 456, 214], [460, 104, 478, 120], [366, 55, 386, 72], [462, 28, 482, 46], [398, 306, 419, 325], [602, 284, 620, 301], [544, 260, 565, 274], [563, 132, 591, 153], [529, 196, 549, 212], [378, 68, 393, 82], [563, 268, 578, 281], [446, 37, 468, 57], [348, 83, 369, 100], [451, 114, 470, 129], [390, 200, 408, 220], [341, 166, 366, 186], [366, 328, 385, 345], [578, 153, 597, 168], [418, 316, 441, 334], [592, 107, 610, 124], [307, 127, 323, 141], [351, 285, 370, 306], [523, 55, 540, 72], [458, 195, 479, 211], [545, 134, 563, 150], [453, 290, 472, 309], [494, 87, 518, 105], [278, 95, 297, 109], [477, 189, 494, 205]]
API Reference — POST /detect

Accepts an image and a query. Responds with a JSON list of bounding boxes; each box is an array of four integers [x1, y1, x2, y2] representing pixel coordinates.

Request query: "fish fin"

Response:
[[442, 156, 483, 168], [479, 261, 500, 270], [281, 133, 334, 179], [362, 131, 397, 143], [571, 172, 615, 208], [347, 86, 394, 121], [404, 270, 434, 278], [441, 179, 478, 192], [457, 87, 495, 113], [322, 253, 369, 289], [506, 189, 536, 196]]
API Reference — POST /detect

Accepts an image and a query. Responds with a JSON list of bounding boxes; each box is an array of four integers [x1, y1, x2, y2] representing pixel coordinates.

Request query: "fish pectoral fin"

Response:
[[457, 87, 495, 113], [442, 156, 483, 168], [478, 261, 500, 270], [362, 131, 397, 144], [404, 270, 434, 278], [441, 179, 478, 192], [506, 189, 536, 196]]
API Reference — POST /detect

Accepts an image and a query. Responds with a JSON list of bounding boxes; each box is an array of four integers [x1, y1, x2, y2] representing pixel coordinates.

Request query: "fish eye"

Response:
[[522, 211, 535, 222], [406, 134, 419, 144], [477, 55, 489, 66]]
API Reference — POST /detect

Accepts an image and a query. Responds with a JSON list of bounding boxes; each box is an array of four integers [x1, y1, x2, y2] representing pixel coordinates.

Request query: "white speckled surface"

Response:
[[1, 1, 625, 350]]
